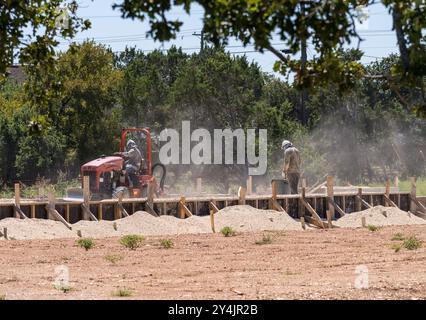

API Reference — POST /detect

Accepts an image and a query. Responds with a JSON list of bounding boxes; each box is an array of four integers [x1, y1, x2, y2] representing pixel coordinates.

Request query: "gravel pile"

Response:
[[0, 205, 303, 240], [335, 205, 426, 228], [5, 205, 421, 240], [214, 205, 303, 232], [0, 218, 75, 240]]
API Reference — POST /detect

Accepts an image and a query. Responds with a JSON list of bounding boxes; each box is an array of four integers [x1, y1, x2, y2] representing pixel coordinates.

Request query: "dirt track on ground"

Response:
[[1, 224, 426, 300]]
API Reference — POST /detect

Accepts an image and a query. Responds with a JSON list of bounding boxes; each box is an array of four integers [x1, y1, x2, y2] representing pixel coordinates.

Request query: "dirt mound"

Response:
[[0, 218, 75, 240], [214, 205, 303, 231], [335, 205, 426, 228], [0, 206, 303, 240], [160, 215, 211, 234]]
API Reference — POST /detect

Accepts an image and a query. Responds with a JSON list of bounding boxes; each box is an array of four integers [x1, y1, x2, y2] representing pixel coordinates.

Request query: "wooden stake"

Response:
[[326, 210, 332, 229], [356, 188, 362, 212], [410, 177, 417, 213], [410, 197, 426, 214], [300, 216, 306, 230], [3, 227, 7, 240], [209, 201, 219, 233], [300, 187, 306, 218], [356, 194, 372, 209], [83, 175, 90, 220], [271, 181, 277, 201], [66, 204, 70, 222], [98, 203, 102, 220], [117, 192, 129, 218], [178, 197, 192, 218], [46, 193, 72, 229], [246, 176, 253, 195], [81, 203, 98, 222], [300, 195, 324, 228], [326, 176, 335, 219], [14, 183, 20, 219], [196, 178, 202, 193], [238, 186, 246, 205], [385, 179, 391, 207], [327, 198, 345, 217], [383, 194, 397, 208], [147, 181, 155, 206], [361, 216, 366, 228]]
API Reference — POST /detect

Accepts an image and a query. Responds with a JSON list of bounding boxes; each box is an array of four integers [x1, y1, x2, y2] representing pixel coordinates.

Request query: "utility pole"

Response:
[[192, 30, 205, 53]]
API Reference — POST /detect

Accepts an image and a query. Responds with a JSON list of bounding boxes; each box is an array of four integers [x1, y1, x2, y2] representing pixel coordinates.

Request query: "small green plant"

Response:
[[391, 243, 402, 253], [391, 233, 405, 241], [255, 234, 273, 245], [220, 226, 236, 237], [104, 254, 123, 264], [0, 294, 5, 300], [76, 238, 95, 251], [160, 239, 173, 249], [120, 235, 145, 250], [367, 224, 380, 232], [54, 284, 72, 293], [113, 288, 133, 297], [403, 236, 423, 250]]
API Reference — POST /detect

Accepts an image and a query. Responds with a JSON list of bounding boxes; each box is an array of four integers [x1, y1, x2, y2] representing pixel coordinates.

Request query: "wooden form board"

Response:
[[0, 176, 415, 223]]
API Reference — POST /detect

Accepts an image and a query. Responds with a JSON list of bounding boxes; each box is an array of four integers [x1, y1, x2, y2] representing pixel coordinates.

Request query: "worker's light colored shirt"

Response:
[[284, 147, 301, 174], [121, 147, 142, 170]]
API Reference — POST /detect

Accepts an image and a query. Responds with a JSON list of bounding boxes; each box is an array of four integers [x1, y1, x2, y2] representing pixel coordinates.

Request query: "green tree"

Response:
[[117, 46, 187, 129], [0, 1, 90, 78], [114, 0, 426, 117]]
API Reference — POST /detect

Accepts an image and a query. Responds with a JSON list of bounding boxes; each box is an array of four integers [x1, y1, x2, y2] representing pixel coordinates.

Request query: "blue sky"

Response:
[[57, 0, 399, 77]]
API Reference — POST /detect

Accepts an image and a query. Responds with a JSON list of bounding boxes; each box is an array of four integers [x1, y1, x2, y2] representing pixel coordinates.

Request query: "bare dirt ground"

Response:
[[1, 224, 426, 300]]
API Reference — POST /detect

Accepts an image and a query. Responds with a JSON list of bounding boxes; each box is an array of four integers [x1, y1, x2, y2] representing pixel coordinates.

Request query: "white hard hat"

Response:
[[281, 140, 292, 150], [126, 139, 136, 149]]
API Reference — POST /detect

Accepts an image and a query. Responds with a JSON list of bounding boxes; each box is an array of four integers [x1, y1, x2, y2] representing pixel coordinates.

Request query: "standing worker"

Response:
[[282, 140, 301, 194]]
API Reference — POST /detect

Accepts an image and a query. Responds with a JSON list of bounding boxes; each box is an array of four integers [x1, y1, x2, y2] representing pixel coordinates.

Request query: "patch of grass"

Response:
[[104, 254, 123, 264], [403, 236, 423, 250], [391, 233, 405, 241], [391, 243, 402, 253], [159, 239, 173, 249], [76, 238, 95, 251], [368, 178, 426, 196], [0, 294, 5, 300], [220, 226, 236, 237], [54, 284, 72, 293], [367, 224, 380, 232], [283, 270, 300, 276], [255, 234, 273, 245], [113, 288, 133, 297], [120, 235, 145, 250]]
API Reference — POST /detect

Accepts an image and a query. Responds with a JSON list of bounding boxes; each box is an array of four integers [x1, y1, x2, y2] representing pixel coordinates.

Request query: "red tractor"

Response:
[[67, 128, 166, 200]]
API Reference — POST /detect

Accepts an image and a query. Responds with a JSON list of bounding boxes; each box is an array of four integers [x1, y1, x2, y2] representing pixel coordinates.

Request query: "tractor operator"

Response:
[[115, 139, 142, 188], [282, 140, 302, 194]]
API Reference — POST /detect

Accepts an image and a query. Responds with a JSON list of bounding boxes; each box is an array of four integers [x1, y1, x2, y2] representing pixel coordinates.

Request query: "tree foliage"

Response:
[[0, 0, 90, 79], [0, 44, 424, 188], [114, 0, 426, 116]]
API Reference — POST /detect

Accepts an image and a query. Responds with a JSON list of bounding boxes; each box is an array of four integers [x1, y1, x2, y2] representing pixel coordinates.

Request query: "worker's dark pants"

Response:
[[126, 164, 139, 187], [287, 172, 300, 194]]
